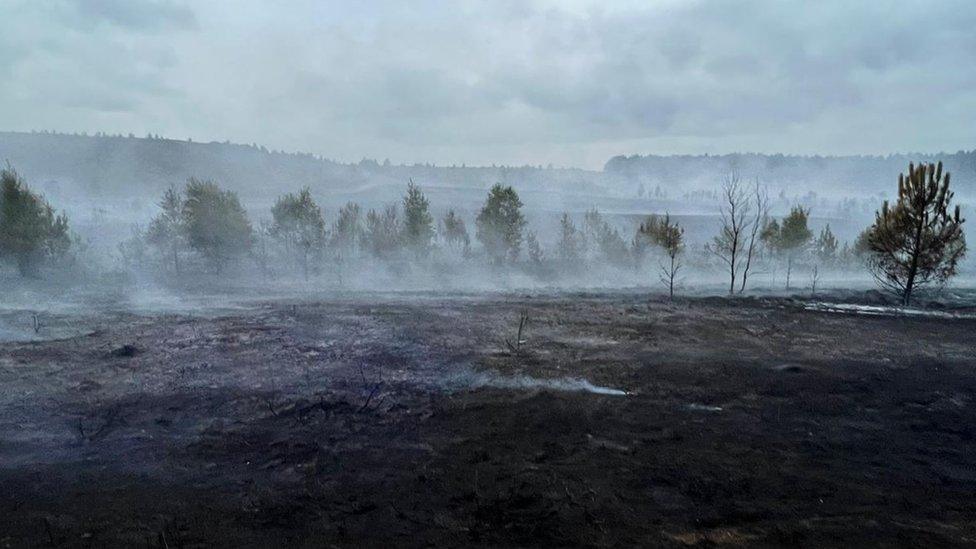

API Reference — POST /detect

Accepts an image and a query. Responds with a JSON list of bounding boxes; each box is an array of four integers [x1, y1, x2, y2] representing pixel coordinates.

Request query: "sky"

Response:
[[1, 0, 974, 169]]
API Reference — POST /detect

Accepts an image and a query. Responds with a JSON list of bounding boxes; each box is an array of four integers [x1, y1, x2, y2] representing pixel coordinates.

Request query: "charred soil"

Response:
[[1, 292, 975, 547]]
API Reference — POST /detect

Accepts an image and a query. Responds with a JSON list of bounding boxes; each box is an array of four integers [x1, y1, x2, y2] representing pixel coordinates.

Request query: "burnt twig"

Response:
[[504, 310, 529, 356]]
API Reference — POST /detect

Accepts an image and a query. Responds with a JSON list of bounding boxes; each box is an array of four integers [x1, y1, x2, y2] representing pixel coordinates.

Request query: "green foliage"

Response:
[[526, 231, 543, 264], [640, 213, 684, 256], [401, 180, 434, 257], [759, 218, 780, 252], [776, 206, 813, 255], [814, 224, 838, 263], [0, 165, 71, 276], [583, 209, 629, 265], [865, 161, 966, 304], [635, 214, 683, 256], [637, 213, 684, 297], [118, 225, 149, 270], [476, 184, 526, 264], [182, 178, 253, 271], [762, 205, 812, 289], [761, 209, 814, 260], [557, 213, 582, 263], [853, 229, 872, 258], [332, 202, 364, 257], [271, 187, 326, 279], [146, 187, 185, 273], [364, 204, 402, 258], [441, 210, 470, 256], [632, 214, 657, 260]]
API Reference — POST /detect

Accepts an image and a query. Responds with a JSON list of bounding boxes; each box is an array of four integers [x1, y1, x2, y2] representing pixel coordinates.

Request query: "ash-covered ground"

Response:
[[2, 290, 976, 547]]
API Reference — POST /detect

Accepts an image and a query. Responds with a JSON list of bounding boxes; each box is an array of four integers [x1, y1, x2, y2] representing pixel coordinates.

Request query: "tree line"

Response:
[[0, 162, 967, 305]]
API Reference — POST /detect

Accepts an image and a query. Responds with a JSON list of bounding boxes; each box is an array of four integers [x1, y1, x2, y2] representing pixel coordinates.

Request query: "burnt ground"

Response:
[[1, 292, 976, 547]]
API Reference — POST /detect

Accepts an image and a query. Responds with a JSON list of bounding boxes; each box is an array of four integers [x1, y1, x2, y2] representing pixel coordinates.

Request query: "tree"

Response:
[[252, 220, 274, 280], [865, 162, 966, 305], [146, 186, 185, 274], [401, 180, 434, 258], [815, 224, 839, 264], [332, 202, 364, 258], [441, 210, 470, 256], [777, 206, 813, 289], [642, 213, 684, 299], [364, 204, 402, 258], [271, 187, 326, 280], [526, 231, 543, 265], [738, 180, 769, 293], [583, 209, 629, 265], [557, 213, 582, 263], [849, 229, 873, 264], [476, 184, 526, 264], [760, 218, 781, 257], [633, 214, 658, 262], [182, 178, 252, 272], [118, 225, 148, 270], [0, 165, 71, 277], [707, 170, 751, 295]]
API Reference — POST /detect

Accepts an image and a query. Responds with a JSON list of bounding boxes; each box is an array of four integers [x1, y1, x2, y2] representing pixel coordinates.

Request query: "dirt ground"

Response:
[[2, 291, 976, 547]]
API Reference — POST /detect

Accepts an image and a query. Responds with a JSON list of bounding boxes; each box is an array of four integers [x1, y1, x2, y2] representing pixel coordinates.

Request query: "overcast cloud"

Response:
[[1, 0, 974, 168]]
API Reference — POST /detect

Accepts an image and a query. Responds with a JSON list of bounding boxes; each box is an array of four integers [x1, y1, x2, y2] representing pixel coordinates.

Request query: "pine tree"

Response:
[[815, 224, 838, 264], [583, 209, 628, 265], [332, 202, 364, 258], [270, 188, 326, 280], [642, 213, 684, 299], [0, 165, 71, 277], [401, 180, 434, 258], [364, 204, 402, 258], [557, 213, 582, 263], [865, 162, 966, 305], [476, 184, 526, 264], [441, 210, 470, 256], [764, 206, 813, 289], [526, 231, 543, 264]]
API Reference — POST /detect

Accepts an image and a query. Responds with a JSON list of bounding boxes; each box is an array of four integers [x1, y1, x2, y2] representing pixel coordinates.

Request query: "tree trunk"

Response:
[[668, 255, 675, 300], [786, 256, 793, 290], [16, 255, 36, 278], [903, 217, 926, 306]]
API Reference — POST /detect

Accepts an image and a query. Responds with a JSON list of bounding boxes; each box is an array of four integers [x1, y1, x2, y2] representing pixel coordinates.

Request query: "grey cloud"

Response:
[[1, 0, 974, 167], [66, 0, 196, 32]]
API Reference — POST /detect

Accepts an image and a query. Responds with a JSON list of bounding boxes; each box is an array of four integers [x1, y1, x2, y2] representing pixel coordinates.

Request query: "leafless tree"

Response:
[[707, 170, 753, 294], [738, 179, 769, 293]]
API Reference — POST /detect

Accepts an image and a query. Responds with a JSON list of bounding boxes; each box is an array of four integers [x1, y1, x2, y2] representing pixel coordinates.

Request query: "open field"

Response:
[[2, 291, 976, 547]]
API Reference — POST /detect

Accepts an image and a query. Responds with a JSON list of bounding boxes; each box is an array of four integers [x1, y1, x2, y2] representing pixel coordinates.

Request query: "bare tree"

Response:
[[738, 179, 769, 293], [707, 170, 752, 295]]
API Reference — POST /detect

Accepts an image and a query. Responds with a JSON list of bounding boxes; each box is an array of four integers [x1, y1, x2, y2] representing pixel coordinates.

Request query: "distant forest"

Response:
[[1, 131, 973, 218], [0, 131, 614, 214], [606, 151, 976, 198]]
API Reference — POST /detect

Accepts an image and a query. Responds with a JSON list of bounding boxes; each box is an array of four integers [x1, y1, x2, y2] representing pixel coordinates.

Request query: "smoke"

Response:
[[446, 367, 627, 396], [0, 132, 973, 311]]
